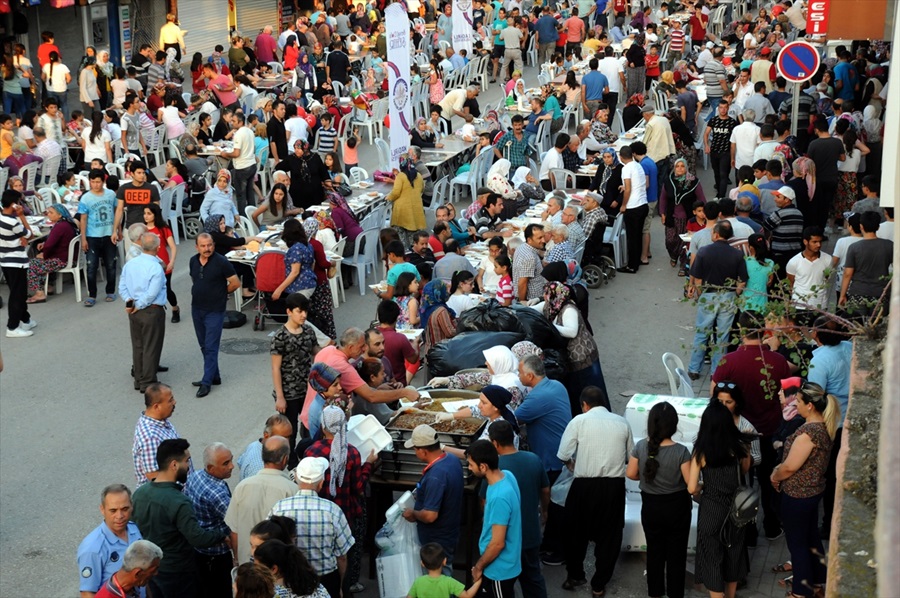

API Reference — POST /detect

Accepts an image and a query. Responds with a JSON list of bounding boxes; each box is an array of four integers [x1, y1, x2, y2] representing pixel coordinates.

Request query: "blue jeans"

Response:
[[86, 236, 118, 298], [519, 546, 548, 598], [782, 493, 827, 597], [689, 291, 737, 374], [191, 307, 225, 385], [3, 93, 27, 119]]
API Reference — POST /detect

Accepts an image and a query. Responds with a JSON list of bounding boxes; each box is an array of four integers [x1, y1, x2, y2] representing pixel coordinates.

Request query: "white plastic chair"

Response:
[[662, 352, 687, 396], [349, 167, 369, 184], [34, 188, 56, 214], [36, 155, 61, 188], [561, 102, 580, 133], [243, 205, 260, 236], [427, 175, 450, 221], [0, 166, 8, 192], [168, 141, 183, 162], [343, 227, 381, 295], [449, 150, 491, 204], [525, 36, 538, 67], [373, 138, 391, 173], [355, 98, 387, 144], [329, 237, 347, 307], [142, 124, 167, 167], [267, 62, 284, 75], [45, 234, 84, 302], [19, 162, 39, 193], [550, 169, 577, 191], [674, 367, 696, 398], [238, 215, 256, 239], [105, 162, 125, 180]]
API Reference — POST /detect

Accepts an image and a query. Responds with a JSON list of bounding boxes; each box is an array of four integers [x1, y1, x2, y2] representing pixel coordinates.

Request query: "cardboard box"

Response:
[[376, 553, 422, 598]]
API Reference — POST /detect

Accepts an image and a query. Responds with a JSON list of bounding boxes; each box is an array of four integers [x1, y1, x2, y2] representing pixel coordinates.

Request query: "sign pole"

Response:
[[791, 83, 800, 137]]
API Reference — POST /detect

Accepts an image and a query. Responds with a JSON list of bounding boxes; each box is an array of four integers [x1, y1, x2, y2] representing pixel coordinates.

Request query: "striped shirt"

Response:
[[316, 127, 338, 153], [668, 28, 685, 53], [763, 205, 804, 254], [702, 60, 728, 99], [0, 212, 31, 268]]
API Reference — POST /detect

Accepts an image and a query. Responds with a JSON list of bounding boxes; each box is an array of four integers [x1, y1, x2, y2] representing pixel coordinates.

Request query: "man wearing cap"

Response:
[[402, 425, 464, 576], [77, 484, 143, 597], [762, 186, 805, 276], [269, 457, 354, 598], [696, 41, 715, 72], [751, 47, 777, 92], [465, 186, 493, 220]]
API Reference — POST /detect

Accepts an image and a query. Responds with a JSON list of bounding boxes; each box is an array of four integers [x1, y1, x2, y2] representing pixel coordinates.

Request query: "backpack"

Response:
[[720, 462, 760, 547]]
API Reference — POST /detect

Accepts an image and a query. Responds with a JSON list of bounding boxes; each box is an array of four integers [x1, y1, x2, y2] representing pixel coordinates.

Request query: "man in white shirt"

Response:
[[732, 69, 754, 112], [438, 86, 478, 129], [743, 82, 775, 124], [618, 146, 649, 273], [539, 134, 567, 190], [786, 226, 831, 322], [597, 47, 625, 112], [877, 208, 894, 241], [730, 110, 759, 179], [557, 386, 632, 596], [575, 121, 603, 158], [219, 113, 257, 213], [696, 41, 714, 71], [283, 104, 309, 145]]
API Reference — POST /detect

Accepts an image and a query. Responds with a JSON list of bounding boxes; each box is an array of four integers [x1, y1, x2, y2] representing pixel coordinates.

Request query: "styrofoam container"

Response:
[[347, 415, 393, 458], [625, 394, 709, 444]]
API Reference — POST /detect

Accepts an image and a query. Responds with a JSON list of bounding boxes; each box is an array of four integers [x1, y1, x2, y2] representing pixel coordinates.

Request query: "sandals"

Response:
[[773, 561, 793, 573], [26, 296, 47, 304], [84, 298, 96, 307], [777, 575, 793, 588], [105, 294, 116, 302]]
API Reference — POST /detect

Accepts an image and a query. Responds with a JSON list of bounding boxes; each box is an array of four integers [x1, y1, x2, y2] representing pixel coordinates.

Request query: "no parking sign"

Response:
[[776, 41, 822, 84]]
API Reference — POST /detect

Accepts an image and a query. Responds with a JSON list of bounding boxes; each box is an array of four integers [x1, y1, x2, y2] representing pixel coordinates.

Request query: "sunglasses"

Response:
[[715, 381, 737, 390]]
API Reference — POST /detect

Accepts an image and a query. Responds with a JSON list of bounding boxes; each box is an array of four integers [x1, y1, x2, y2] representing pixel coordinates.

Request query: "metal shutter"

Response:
[[177, 0, 229, 59], [236, 0, 278, 40]]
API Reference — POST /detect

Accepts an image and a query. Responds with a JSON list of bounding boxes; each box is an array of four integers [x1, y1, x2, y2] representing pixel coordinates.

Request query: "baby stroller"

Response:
[[252, 250, 288, 331]]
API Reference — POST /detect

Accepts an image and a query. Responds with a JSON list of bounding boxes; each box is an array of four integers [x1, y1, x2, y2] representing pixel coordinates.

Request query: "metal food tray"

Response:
[[379, 445, 477, 481], [384, 411, 486, 449]]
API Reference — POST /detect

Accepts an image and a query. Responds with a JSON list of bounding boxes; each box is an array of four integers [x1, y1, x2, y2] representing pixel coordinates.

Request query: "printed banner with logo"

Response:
[[451, 0, 473, 56], [385, 3, 412, 169]]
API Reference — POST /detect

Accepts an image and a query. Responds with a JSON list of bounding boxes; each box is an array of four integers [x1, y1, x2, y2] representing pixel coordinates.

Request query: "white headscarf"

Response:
[[514, 79, 527, 99], [322, 406, 348, 497], [486, 159, 516, 197], [483, 346, 525, 393], [863, 105, 883, 143], [511, 166, 531, 188]]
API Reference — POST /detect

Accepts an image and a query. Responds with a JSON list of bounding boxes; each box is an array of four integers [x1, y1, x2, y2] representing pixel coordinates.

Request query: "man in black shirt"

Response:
[[468, 194, 514, 240], [267, 100, 288, 164], [405, 230, 436, 268], [325, 40, 352, 85], [687, 220, 748, 377], [805, 119, 846, 230], [703, 99, 739, 198], [189, 233, 240, 397], [112, 162, 162, 242]]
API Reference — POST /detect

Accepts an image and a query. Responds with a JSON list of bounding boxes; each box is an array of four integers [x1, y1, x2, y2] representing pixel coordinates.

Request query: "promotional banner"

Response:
[[451, 0, 473, 56], [805, 0, 830, 36], [385, 3, 412, 169]]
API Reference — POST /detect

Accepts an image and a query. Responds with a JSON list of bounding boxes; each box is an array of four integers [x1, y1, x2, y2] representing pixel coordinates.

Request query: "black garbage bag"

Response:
[[509, 304, 569, 352], [542, 347, 569, 381], [427, 331, 526, 377], [456, 300, 520, 333]]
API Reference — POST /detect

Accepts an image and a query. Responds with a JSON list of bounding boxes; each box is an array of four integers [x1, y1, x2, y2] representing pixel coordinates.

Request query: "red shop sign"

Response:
[[806, 0, 830, 35]]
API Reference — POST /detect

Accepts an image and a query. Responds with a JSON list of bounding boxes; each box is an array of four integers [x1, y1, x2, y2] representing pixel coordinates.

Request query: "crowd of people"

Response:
[[0, 0, 893, 597]]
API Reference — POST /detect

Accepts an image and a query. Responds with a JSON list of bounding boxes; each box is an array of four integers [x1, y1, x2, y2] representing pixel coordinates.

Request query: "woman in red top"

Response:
[[189, 52, 206, 94], [143, 203, 180, 322], [283, 37, 299, 71], [303, 217, 336, 339], [305, 406, 377, 595]]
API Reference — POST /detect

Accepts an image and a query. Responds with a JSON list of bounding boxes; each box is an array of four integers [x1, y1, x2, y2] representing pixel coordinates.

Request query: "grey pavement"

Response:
[[0, 62, 799, 597]]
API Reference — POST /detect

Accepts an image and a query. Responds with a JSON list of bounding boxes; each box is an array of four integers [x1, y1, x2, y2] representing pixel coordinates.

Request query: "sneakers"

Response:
[[6, 326, 34, 338], [20, 319, 37, 330], [541, 552, 566, 566], [348, 583, 365, 593]]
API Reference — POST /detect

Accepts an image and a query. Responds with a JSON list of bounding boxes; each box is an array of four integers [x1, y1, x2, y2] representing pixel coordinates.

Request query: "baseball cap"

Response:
[[776, 186, 796, 200], [760, 46, 772, 56], [706, 41, 714, 49], [640, 104, 656, 114], [295, 457, 329, 484], [477, 186, 492, 196], [404, 424, 439, 449]]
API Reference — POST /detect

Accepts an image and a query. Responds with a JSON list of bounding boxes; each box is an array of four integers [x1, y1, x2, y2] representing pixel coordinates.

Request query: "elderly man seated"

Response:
[[562, 204, 586, 247], [541, 191, 567, 225], [544, 224, 574, 264]]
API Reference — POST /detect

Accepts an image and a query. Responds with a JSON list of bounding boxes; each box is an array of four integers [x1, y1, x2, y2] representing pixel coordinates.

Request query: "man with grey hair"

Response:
[[184, 443, 235, 596], [189, 233, 241, 397], [561, 204, 585, 247], [515, 354, 572, 566], [541, 192, 566, 225], [729, 109, 760, 181], [407, 146, 434, 200], [437, 86, 479, 128], [575, 121, 603, 159], [226, 435, 296, 564], [735, 195, 763, 234], [119, 232, 168, 393], [301, 328, 420, 436], [254, 25, 278, 64], [236, 414, 294, 480], [93, 539, 163, 598], [78, 484, 143, 596]]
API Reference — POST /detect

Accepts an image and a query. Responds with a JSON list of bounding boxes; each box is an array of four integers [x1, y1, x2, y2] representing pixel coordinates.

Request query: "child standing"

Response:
[[271, 292, 320, 464], [142, 203, 180, 321], [391, 271, 421, 329], [315, 113, 338, 153], [494, 255, 513, 306], [342, 126, 361, 176], [645, 45, 661, 90], [408, 543, 482, 598]]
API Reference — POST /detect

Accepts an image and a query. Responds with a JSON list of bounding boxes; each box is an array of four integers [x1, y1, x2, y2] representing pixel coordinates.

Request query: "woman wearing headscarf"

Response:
[[437, 385, 522, 457], [542, 260, 592, 334], [276, 140, 332, 209], [273, 219, 318, 302], [2, 142, 43, 181], [625, 33, 647, 99], [163, 48, 184, 90], [507, 78, 529, 110], [532, 281, 609, 416], [418, 280, 457, 355], [483, 110, 502, 137], [512, 166, 545, 202], [659, 157, 707, 270], [511, 340, 543, 363], [588, 147, 624, 218], [306, 363, 344, 441], [303, 217, 336, 340], [657, 71, 677, 98], [623, 93, 646, 132], [428, 345, 528, 410], [787, 157, 816, 219], [385, 154, 425, 246], [484, 159, 519, 200], [25, 204, 78, 304], [409, 117, 442, 149], [862, 105, 883, 176], [327, 191, 363, 263], [673, 60, 701, 84], [204, 214, 257, 297], [199, 169, 240, 228], [95, 50, 115, 107], [295, 50, 317, 93], [304, 405, 376, 597]]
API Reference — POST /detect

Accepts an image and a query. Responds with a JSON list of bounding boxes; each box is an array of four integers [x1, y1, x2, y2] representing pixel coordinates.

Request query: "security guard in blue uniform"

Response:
[[77, 484, 143, 596]]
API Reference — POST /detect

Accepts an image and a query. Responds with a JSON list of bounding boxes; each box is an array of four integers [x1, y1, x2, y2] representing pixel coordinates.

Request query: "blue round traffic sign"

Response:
[[776, 41, 822, 83]]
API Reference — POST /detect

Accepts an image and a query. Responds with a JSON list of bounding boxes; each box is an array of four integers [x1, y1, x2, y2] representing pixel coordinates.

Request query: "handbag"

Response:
[[720, 460, 760, 547]]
